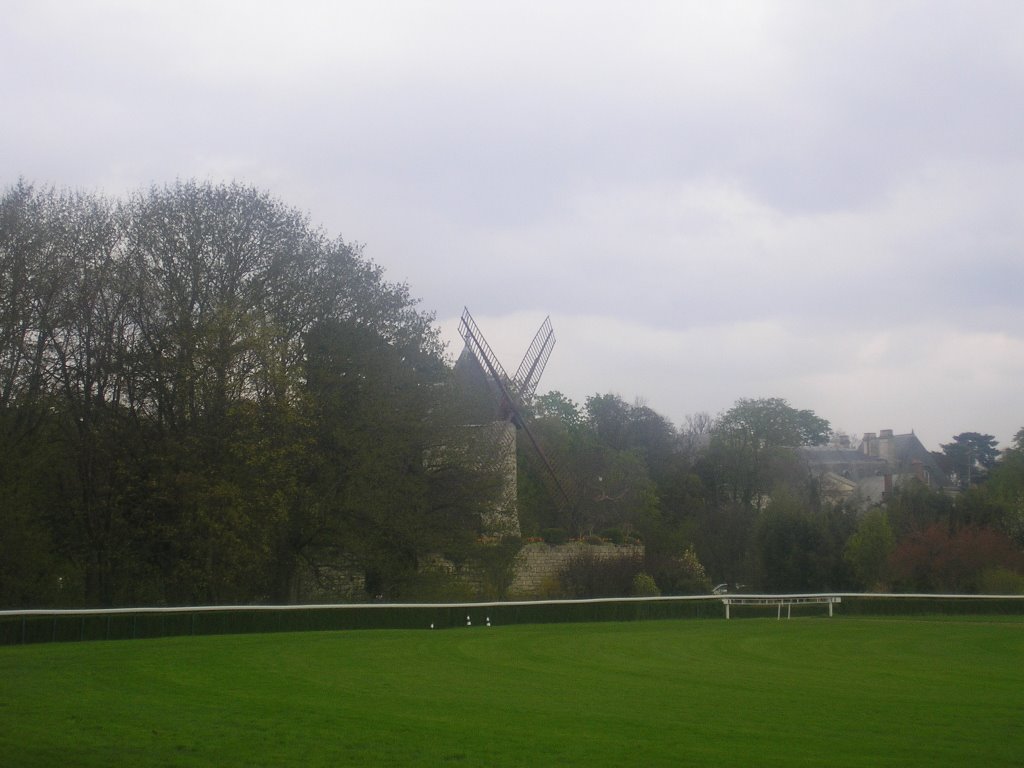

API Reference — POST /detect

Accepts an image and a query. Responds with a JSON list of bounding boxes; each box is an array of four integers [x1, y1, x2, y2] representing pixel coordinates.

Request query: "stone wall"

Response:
[[291, 541, 645, 602], [291, 558, 366, 603], [509, 541, 644, 598]]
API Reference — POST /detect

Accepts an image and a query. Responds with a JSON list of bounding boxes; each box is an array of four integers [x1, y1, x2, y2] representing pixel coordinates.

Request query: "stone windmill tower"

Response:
[[455, 308, 571, 537]]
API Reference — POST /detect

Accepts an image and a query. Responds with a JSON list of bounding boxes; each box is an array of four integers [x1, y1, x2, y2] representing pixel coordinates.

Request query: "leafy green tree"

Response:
[[624, 403, 679, 487], [585, 447, 660, 536], [885, 480, 954, 538], [583, 393, 682, 522], [704, 397, 830, 511], [693, 500, 756, 590], [1, 183, 87, 604], [123, 181, 330, 428], [304, 319, 499, 599], [952, 485, 1015, 534], [682, 400, 831, 590], [585, 393, 634, 451], [636, 463, 707, 592], [0, 179, 459, 606], [519, 392, 662, 539], [582, 394, 679, 484], [469, 536, 524, 600], [942, 432, 1000, 488], [644, 542, 711, 595], [0, 182, 144, 604], [115, 182, 345, 603], [0, 180, 49, 411], [533, 390, 584, 429], [631, 572, 661, 597], [983, 427, 1024, 545], [512, 391, 586, 536], [0, 405, 80, 607], [754, 488, 823, 592], [515, 390, 587, 536], [716, 397, 831, 449], [844, 508, 896, 590], [1013, 428, 1024, 452]]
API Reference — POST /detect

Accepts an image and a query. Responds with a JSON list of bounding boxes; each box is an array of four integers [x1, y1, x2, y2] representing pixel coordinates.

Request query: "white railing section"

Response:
[[721, 595, 842, 619], [1, 594, 713, 618], [4, 593, 1023, 645]]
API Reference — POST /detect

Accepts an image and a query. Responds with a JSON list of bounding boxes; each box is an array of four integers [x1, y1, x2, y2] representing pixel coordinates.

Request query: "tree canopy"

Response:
[[715, 397, 831, 449], [0, 180, 492, 606], [941, 432, 1000, 488]]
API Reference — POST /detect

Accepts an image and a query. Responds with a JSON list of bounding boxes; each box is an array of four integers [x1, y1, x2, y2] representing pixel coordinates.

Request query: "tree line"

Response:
[[3, 179, 1023, 607], [517, 393, 1024, 597]]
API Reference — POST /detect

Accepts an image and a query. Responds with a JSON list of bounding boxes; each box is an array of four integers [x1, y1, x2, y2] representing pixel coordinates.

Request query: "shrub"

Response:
[[602, 528, 625, 545], [978, 567, 1024, 595], [535, 576, 566, 600], [558, 551, 644, 598], [844, 509, 895, 590], [889, 524, 1024, 593], [471, 537, 523, 600], [644, 545, 711, 595], [631, 572, 661, 597], [541, 528, 568, 545], [401, 571, 477, 602]]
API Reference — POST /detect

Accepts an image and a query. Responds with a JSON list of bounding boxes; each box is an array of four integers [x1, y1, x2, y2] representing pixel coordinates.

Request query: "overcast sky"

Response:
[[5, 0, 1023, 449]]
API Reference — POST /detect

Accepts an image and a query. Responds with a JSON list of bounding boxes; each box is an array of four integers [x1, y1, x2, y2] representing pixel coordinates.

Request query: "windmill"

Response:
[[456, 307, 572, 537]]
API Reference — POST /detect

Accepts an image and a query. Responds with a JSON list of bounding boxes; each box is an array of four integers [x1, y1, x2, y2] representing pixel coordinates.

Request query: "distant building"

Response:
[[800, 429, 950, 506]]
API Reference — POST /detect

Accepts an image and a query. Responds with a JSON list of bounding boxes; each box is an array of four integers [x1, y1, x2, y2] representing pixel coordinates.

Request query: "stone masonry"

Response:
[[509, 541, 644, 597]]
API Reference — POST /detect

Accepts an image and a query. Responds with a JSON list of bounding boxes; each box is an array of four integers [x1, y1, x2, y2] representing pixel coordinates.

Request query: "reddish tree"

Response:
[[888, 524, 1024, 592]]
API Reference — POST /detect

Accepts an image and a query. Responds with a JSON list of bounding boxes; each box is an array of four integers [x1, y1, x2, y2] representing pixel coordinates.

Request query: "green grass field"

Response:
[[2, 616, 1022, 767]]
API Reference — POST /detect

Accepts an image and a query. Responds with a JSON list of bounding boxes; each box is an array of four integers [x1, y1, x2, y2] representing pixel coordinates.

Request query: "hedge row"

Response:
[[840, 595, 1024, 616], [0, 598, 721, 645]]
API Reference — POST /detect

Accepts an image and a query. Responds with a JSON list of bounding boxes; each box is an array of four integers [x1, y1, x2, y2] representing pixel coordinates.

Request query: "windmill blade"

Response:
[[458, 307, 511, 387], [512, 316, 555, 400], [458, 307, 572, 514]]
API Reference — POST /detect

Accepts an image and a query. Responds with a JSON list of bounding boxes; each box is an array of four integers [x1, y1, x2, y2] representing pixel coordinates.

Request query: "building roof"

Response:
[[798, 446, 888, 482], [800, 430, 951, 505]]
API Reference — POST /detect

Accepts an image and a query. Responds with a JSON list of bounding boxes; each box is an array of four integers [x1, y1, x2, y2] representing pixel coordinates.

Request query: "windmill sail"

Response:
[[458, 308, 511, 390], [456, 308, 573, 527], [513, 316, 555, 400]]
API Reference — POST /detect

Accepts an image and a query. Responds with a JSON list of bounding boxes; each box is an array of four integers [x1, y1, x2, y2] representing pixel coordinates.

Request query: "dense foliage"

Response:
[[0, 180, 498, 607], [4, 179, 1023, 607], [519, 393, 1024, 598]]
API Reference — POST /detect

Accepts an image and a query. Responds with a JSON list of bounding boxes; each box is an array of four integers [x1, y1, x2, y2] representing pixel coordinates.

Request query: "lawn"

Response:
[[1, 616, 1022, 766]]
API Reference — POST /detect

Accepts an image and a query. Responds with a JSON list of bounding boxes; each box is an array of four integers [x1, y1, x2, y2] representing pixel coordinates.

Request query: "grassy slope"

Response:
[[1, 617, 1022, 767]]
